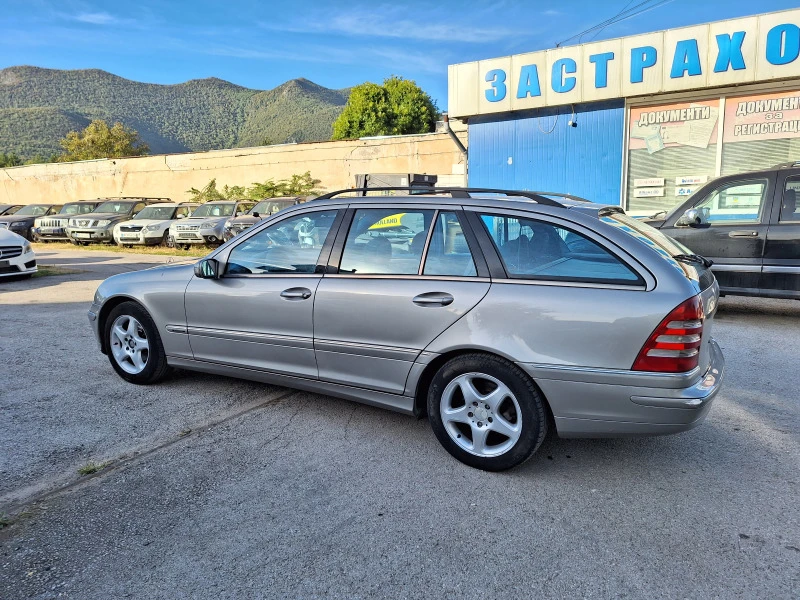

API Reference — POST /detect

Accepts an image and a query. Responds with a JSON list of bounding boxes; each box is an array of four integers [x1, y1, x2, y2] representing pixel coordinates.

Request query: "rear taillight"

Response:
[[632, 296, 705, 373]]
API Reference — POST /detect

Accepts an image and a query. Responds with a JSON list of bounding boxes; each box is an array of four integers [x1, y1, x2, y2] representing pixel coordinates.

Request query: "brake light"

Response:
[[632, 296, 704, 373]]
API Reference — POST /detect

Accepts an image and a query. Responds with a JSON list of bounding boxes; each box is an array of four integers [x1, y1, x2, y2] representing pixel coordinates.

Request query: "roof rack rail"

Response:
[[313, 187, 590, 207], [774, 161, 800, 169]]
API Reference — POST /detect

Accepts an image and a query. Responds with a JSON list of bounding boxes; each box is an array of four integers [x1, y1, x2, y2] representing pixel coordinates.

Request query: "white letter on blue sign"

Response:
[[630, 46, 657, 83]]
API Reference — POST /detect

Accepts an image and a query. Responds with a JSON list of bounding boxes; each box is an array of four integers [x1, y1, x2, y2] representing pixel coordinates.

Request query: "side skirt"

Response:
[[166, 356, 415, 416]]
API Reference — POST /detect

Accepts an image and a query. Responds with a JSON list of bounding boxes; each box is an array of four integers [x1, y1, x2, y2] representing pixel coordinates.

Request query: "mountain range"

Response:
[[0, 66, 351, 159]]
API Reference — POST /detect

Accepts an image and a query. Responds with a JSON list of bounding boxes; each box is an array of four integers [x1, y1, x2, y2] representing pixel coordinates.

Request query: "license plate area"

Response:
[[0, 259, 9, 268], [75, 233, 92, 238]]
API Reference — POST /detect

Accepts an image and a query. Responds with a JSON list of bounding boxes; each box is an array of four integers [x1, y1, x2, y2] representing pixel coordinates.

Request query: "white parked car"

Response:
[[113, 203, 198, 247], [0, 228, 37, 279]]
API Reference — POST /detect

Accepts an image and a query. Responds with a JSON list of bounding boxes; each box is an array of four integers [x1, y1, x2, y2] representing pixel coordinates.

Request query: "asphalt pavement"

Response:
[[0, 249, 798, 599]]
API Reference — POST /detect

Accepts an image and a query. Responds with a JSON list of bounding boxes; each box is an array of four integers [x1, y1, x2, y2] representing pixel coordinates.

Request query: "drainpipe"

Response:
[[442, 114, 468, 186]]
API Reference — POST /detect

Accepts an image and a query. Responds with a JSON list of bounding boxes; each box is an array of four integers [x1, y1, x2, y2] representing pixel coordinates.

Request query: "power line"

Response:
[[557, 0, 676, 48]]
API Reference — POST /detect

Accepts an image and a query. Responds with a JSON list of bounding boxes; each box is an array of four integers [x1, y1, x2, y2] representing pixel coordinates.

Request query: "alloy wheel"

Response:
[[109, 315, 150, 374]]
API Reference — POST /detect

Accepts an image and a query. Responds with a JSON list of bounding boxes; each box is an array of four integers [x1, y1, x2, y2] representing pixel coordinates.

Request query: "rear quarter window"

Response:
[[479, 213, 643, 286]]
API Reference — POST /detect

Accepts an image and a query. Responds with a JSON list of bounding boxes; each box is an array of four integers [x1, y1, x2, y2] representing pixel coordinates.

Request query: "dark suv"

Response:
[[646, 162, 800, 300]]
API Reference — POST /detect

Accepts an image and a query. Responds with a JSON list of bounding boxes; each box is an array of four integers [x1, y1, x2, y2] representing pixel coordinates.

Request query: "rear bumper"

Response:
[[518, 338, 725, 437]]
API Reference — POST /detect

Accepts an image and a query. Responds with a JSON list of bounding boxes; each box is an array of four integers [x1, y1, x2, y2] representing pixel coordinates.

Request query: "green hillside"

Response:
[[0, 66, 350, 159]]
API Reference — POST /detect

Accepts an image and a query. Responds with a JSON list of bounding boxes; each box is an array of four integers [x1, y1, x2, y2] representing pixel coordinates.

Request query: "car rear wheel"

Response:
[[162, 232, 173, 247], [105, 301, 171, 384], [427, 354, 547, 471]]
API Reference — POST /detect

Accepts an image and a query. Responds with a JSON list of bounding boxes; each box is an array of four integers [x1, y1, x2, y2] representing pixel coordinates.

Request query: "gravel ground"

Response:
[[0, 249, 798, 599]]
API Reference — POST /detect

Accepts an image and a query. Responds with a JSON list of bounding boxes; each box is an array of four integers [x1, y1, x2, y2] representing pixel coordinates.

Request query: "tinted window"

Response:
[[191, 203, 235, 218], [780, 177, 799, 222], [423, 212, 477, 277], [60, 204, 97, 215], [94, 201, 135, 214], [226, 210, 338, 275], [692, 179, 768, 224], [14, 205, 50, 216], [480, 213, 642, 285], [134, 206, 177, 220], [340, 208, 433, 275]]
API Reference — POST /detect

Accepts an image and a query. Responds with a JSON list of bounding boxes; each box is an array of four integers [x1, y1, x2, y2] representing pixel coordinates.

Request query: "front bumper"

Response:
[[173, 227, 223, 245], [0, 249, 37, 278], [519, 338, 725, 438], [88, 302, 102, 350], [69, 227, 114, 242], [115, 231, 163, 245], [33, 226, 69, 240]]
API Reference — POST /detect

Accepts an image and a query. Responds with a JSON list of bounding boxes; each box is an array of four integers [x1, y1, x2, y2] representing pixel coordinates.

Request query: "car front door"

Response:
[[313, 205, 491, 395], [661, 175, 774, 294], [761, 173, 800, 299], [184, 207, 343, 377]]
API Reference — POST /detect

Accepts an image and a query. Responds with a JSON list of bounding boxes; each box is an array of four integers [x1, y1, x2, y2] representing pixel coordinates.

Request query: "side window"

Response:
[[339, 208, 434, 275], [780, 177, 800, 222], [692, 179, 768, 225], [226, 210, 338, 275], [479, 213, 642, 285], [422, 212, 477, 277], [175, 207, 189, 218], [133, 203, 146, 214]]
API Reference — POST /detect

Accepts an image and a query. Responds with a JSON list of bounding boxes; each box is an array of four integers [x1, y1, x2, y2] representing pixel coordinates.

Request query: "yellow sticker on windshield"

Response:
[[369, 213, 406, 229]]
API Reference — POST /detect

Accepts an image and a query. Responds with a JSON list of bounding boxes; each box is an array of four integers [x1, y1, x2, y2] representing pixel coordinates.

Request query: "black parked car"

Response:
[[0, 204, 63, 241], [646, 162, 800, 300]]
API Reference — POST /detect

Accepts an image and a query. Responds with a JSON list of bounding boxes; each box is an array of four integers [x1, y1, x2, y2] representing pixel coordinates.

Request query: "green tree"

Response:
[[186, 178, 227, 203], [332, 76, 437, 140], [58, 119, 149, 162], [0, 152, 22, 168]]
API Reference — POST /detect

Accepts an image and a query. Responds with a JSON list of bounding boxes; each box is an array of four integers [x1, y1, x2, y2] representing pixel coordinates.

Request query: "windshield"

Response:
[[251, 200, 294, 215], [60, 203, 98, 215], [190, 203, 235, 218], [15, 205, 51, 217], [94, 201, 135, 214], [133, 206, 177, 220]]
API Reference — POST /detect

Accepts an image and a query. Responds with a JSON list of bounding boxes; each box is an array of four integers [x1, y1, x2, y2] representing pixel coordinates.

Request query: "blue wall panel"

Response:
[[468, 100, 625, 205]]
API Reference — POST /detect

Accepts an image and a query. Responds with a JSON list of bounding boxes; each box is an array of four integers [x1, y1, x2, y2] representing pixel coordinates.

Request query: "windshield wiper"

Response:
[[673, 253, 713, 268]]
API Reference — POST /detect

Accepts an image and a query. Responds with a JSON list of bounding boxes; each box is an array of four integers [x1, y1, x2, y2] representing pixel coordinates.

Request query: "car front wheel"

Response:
[[427, 354, 548, 471], [105, 301, 171, 384]]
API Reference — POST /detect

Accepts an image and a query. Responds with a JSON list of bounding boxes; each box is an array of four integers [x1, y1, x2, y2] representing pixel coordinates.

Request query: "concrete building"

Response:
[[449, 7, 800, 215]]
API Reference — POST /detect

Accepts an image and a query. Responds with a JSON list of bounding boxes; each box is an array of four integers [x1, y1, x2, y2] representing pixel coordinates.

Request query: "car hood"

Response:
[[226, 215, 261, 226], [0, 214, 37, 224], [0, 228, 28, 244], [183, 216, 228, 223]]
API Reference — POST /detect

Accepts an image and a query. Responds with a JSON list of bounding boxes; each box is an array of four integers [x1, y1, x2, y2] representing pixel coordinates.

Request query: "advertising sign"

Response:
[[449, 8, 800, 118], [723, 90, 800, 143], [629, 99, 720, 154]]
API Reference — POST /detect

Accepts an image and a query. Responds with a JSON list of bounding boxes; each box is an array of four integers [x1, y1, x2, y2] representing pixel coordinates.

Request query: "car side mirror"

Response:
[[676, 208, 709, 228], [177, 213, 186, 219], [252, 212, 260, 218], [194, 258, 221, 279]]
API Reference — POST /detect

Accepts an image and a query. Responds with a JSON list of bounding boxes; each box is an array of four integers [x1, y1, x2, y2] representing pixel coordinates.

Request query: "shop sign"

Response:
[[676, 186, 700, 196], [634, 187, 665, 197], [629, 99, 719, 155], [634, 178, 665, 187], [724, 90, 800, 143], [449, 8, 800, 118], [675, 175, 708, 185]]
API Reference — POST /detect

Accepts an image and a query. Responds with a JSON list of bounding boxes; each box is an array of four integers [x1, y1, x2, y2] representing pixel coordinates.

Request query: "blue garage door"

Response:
[[468, 100, 625, 205]]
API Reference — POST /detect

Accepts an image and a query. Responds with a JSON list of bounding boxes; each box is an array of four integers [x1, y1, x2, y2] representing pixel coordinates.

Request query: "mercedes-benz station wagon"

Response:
[[88, 188, 725, 471]]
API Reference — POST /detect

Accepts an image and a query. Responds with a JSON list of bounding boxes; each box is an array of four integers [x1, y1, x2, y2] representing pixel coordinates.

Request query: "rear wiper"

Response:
[[673, 253, 713, 268]]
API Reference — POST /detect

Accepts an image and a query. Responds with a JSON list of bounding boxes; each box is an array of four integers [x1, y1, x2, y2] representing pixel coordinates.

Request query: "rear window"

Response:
[[600, 212, 704, 284]]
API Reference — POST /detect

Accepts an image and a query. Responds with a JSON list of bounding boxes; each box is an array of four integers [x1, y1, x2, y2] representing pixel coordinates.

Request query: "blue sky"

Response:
[[2, 0, 799, 109]]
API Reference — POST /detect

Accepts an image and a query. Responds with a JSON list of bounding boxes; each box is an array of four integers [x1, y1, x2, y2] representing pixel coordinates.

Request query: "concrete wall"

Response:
[[0, 132, 468, 205]]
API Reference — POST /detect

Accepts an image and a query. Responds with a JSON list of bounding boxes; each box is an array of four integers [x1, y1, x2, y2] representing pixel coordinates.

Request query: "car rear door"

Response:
[[660, 175, 775, 294], [313, 205, 491, 394], [184, 207, 344, 377], [761, 172, 800, 299]]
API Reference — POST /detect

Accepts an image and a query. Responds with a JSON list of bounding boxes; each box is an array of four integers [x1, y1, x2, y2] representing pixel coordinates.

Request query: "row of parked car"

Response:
[[0, 197, 305, 248]]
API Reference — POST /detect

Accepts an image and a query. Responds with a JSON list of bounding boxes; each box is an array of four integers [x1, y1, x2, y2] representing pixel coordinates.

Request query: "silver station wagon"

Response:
[[88, 188, 725, 471]]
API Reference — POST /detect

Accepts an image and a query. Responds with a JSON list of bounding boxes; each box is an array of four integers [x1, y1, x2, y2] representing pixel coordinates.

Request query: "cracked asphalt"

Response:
[[1, 249, 798, 599]]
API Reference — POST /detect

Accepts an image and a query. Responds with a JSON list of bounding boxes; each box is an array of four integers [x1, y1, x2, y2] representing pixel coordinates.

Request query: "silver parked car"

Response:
[[88, 188, 725, 471]]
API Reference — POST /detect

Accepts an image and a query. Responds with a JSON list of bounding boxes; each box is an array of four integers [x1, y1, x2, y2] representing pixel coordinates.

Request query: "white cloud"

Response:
[[74, 12, 118, 25]]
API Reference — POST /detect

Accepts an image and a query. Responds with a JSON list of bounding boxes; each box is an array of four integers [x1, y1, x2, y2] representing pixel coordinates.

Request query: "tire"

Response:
[[104, 301, 171, 384], [427, 353, 548, 471], [162, 232, 173, 248]]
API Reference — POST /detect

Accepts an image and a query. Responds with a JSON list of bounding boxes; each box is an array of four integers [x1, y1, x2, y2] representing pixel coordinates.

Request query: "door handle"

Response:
[[728, 230, 758, 238], [412, 292, 454, 307], [280, 287, 312, 300]]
